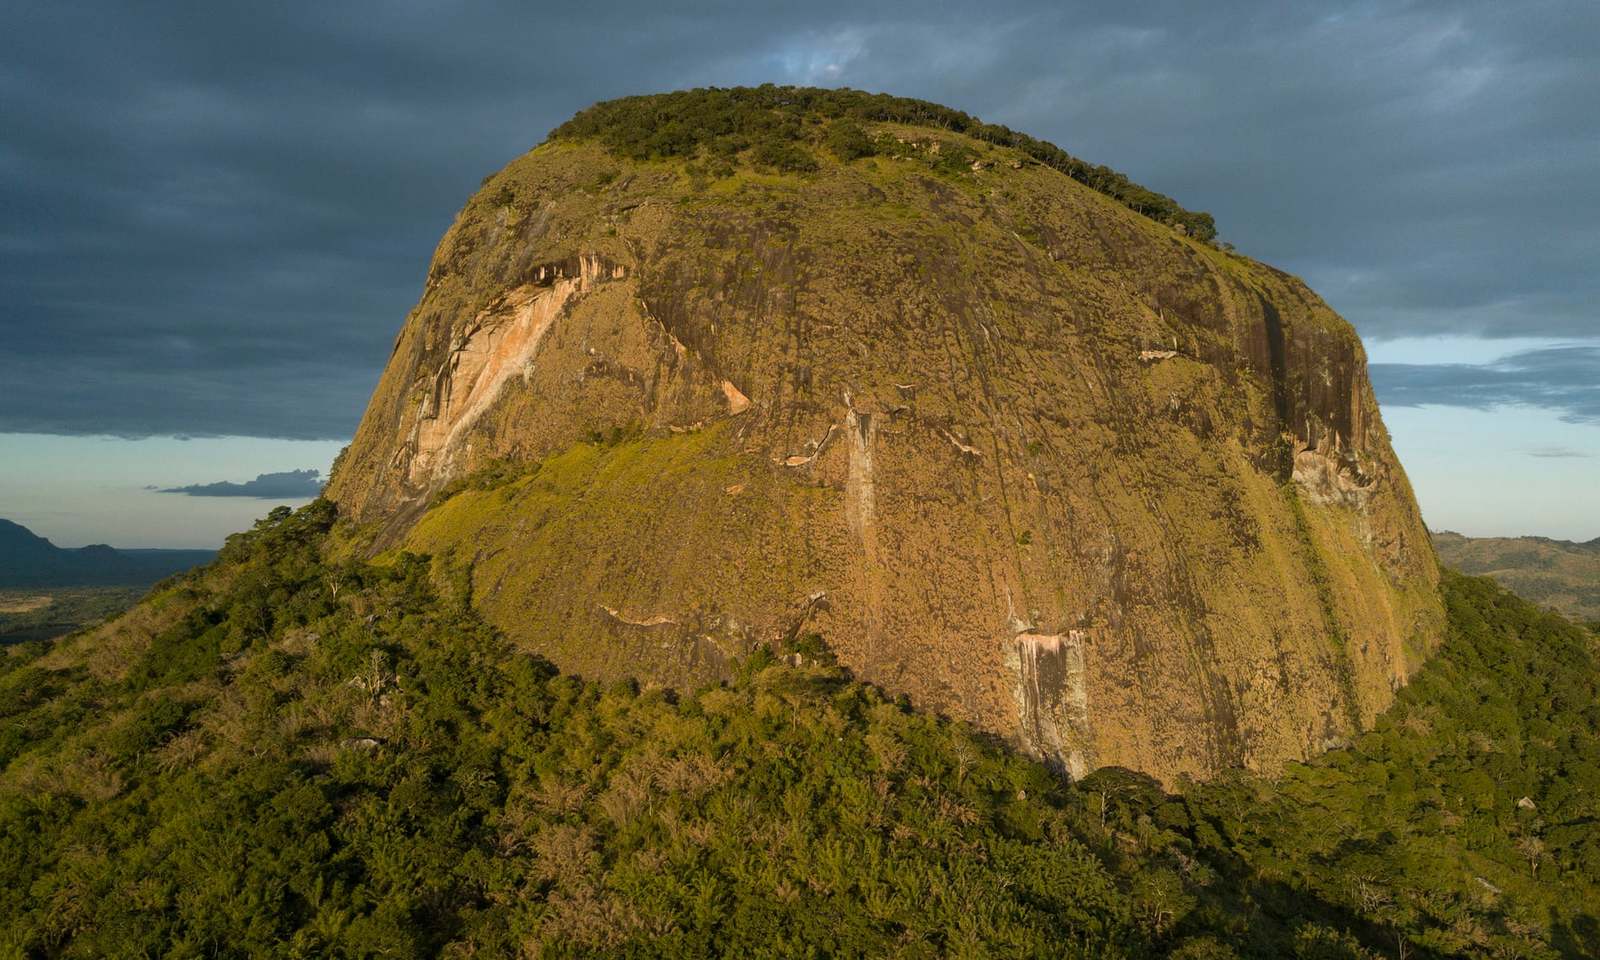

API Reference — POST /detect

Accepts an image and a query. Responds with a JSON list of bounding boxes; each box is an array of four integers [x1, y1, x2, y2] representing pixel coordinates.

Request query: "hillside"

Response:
[[0, 518, 215, 589], [1, 502, 1594, 957], [1433, 531, 1600, 623], [327, 86, 1441, 784]]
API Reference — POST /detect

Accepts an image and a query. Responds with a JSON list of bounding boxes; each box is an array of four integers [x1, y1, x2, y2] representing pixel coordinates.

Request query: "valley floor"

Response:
[[0, 586, 144, 646]]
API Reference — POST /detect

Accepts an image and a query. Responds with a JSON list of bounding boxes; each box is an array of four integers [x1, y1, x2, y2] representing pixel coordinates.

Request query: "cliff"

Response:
[[327, 88, 1442, 783]]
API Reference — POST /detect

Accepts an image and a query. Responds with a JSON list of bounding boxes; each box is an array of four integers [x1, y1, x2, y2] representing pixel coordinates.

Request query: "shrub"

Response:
[[823, 119, 876, 160]]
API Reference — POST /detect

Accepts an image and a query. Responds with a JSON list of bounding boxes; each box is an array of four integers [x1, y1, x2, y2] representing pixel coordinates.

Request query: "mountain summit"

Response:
[[328, 87, 1442, 782]]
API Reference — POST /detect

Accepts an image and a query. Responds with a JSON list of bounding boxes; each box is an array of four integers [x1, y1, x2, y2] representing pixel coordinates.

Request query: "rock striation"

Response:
[[329, 89, 1442, 783]]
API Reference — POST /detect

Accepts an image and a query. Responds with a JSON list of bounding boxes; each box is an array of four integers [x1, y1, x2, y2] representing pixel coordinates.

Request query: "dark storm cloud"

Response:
[[1, 1, 1595, 438], [162, 469, 323, 498], [1371, 344, 1600, 424]]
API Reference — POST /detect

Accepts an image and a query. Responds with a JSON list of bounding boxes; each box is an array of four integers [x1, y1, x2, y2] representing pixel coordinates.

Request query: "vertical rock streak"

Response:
[[1011, 631, 1091, 779]]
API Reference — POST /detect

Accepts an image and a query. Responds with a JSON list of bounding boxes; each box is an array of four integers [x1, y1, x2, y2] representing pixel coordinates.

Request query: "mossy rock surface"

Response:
[[328, 88, 1442, 783]]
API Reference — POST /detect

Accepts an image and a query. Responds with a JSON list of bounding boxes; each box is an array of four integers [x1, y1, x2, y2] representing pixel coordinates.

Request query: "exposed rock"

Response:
[[721, 380, 751, 414], [599, 606, 677, 628], [1010, 630, 1092, 779], [775, 424, 838, 468], [407, 255, 624, 491], [939, 428, 983, 459], [780, 590, 832, 648]]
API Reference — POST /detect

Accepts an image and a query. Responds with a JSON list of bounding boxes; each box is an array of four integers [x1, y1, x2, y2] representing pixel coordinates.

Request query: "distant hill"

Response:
[[1433, 529, 1600, 622], [0, 519, 215, 588]]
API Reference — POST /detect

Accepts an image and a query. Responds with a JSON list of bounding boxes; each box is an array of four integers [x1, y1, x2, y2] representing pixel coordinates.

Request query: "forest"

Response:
[[549, 85, 1218, 241], [1, 501, 1596, 958]]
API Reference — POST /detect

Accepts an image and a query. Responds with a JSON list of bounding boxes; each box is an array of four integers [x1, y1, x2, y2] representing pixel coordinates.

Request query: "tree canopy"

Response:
[[549, 85, 1218, 241], [1, 500, 1595, 957]]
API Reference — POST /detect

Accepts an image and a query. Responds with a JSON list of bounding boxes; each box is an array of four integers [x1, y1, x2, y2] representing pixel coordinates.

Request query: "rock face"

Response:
[[329, 91, 1443, 783]]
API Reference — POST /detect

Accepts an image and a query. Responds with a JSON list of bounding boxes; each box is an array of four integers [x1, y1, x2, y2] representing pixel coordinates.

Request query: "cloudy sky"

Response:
[[1, 0, 1595, 546]]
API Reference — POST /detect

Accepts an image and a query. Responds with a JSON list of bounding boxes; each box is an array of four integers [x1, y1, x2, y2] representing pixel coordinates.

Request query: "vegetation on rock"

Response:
[[549, 85, 1218, 240], [2, 502, 1595, 957]]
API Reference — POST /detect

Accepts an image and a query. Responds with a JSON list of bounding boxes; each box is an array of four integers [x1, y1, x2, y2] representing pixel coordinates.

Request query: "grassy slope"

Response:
[[1, 502, 1595, 958], [401, 427, 827, 687]]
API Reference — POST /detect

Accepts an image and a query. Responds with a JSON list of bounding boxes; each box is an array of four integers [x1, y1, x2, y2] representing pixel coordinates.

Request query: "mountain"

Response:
[[327, 86, 1441, 783], [0, 518, 215, 588], [1433, 530, 1600, 622]]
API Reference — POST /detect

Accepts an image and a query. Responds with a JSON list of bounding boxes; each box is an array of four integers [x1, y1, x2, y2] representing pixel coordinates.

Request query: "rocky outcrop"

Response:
[[329, 103, 1442, 784], [406, 255, 624, 489], [1010, 630, 1092, 780]]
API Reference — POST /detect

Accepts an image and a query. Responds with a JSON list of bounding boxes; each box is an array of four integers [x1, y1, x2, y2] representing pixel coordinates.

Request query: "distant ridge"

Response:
[[1433, 529, 1600, 622], [0, 519, 214, 588]]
